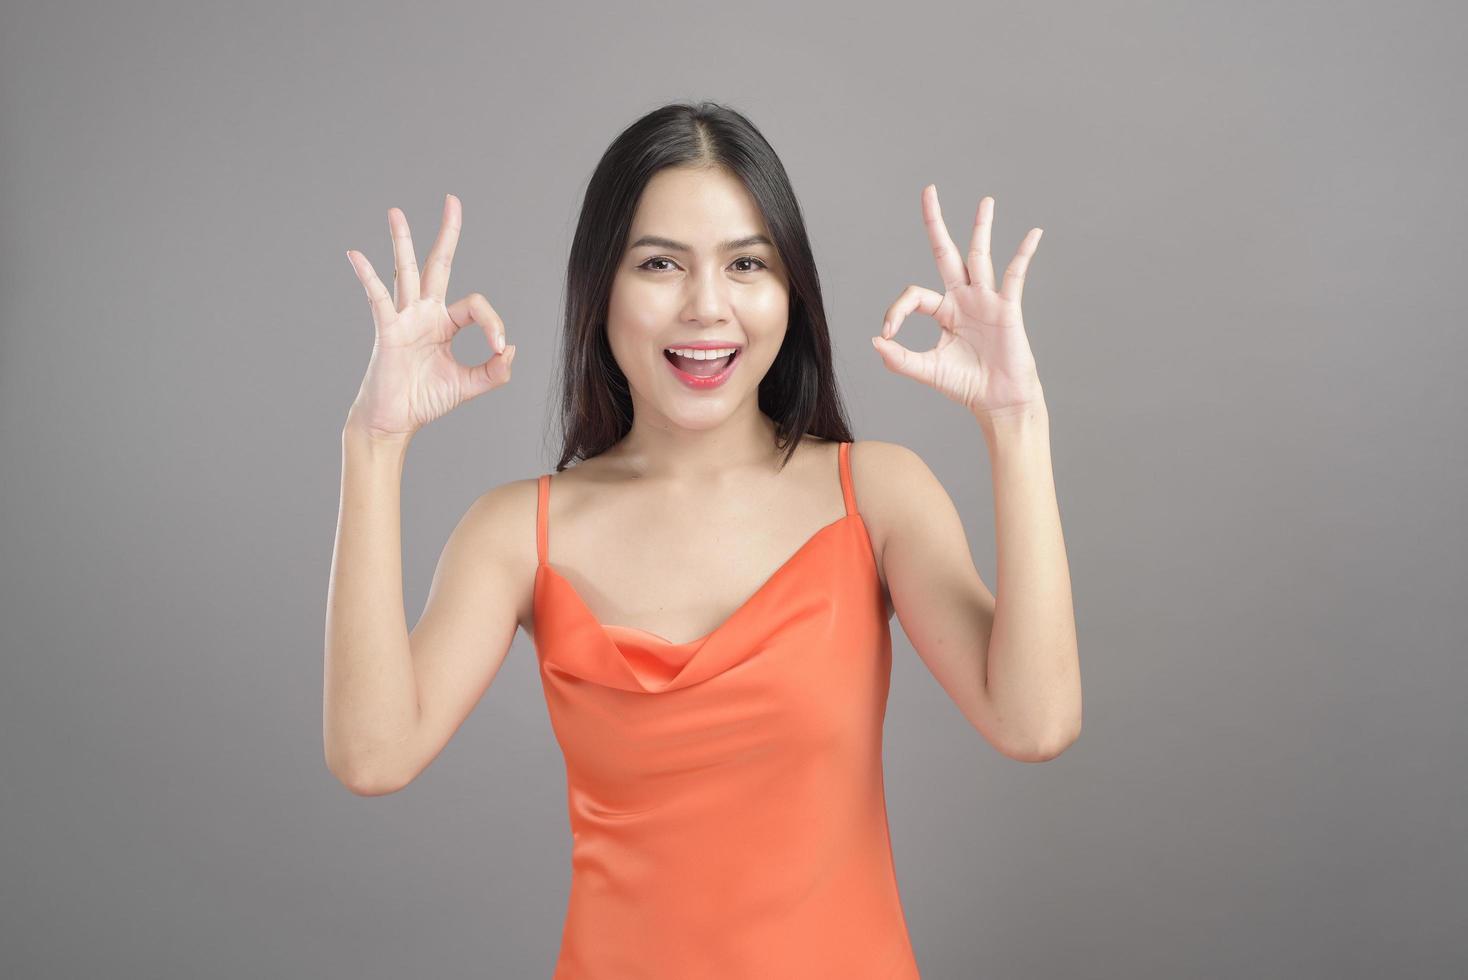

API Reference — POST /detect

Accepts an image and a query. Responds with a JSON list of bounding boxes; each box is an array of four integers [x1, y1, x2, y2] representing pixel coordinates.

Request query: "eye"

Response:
[[636, 256, 770, 273]]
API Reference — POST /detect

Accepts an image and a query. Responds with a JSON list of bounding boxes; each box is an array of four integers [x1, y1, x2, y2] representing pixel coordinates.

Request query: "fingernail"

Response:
[[496, 333, 506, 353]]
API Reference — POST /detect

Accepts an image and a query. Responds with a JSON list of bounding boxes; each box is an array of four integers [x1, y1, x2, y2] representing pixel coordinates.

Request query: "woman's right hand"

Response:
[[344, 193, 516, 442]]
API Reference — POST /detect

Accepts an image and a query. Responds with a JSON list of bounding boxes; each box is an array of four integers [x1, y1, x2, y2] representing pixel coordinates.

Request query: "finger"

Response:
[[870, 331, 939, 387], [922, 184, 969, 291], [420, 193, 463, 304], [460, 343, 516, 402], [880, 284, 945, 342], [967, 196, 995, 292], [446, 292, 508, 354], [999, 227, 1043, 306], [346, 250, 396, 329], [388, 207, 421, 310]]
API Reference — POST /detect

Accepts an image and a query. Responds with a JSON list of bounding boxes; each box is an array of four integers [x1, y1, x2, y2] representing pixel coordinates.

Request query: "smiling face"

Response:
[[606, 165, 790, 430]]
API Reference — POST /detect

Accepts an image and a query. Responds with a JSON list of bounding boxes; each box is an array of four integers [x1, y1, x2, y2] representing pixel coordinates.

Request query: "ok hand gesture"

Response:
[[344, 194, 516, 442], [872, 186, 1046, 421]]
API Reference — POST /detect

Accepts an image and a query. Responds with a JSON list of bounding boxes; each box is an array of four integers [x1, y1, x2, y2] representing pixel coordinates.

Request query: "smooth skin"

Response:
[[326, 194, 518, 793], [325, 178, 1078, 796], [871, 187, 1080, 760], [344, 197, 516, 438]]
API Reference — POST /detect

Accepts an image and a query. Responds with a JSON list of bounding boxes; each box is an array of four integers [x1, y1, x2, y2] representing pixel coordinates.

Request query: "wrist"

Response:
[[343, 414, 414, 455], [973, 398, 1049, 434]]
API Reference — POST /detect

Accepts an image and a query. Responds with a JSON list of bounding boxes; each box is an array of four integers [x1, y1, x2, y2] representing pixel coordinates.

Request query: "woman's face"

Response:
[[606, 165, 790, 429]]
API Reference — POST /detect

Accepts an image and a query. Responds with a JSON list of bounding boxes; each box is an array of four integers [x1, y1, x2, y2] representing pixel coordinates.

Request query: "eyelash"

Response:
[[638, 256, 769, 273]]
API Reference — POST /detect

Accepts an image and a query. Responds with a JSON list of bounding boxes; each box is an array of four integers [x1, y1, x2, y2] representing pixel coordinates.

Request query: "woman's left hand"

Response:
[[872, 185, 1047, 421]]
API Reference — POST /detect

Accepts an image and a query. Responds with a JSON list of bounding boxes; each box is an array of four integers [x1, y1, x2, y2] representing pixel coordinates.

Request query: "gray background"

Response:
[[1, 1, 1463, 977]]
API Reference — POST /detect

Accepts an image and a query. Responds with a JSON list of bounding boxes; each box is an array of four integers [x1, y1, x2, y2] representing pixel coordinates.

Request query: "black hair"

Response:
[[548, 100, 853, 472]]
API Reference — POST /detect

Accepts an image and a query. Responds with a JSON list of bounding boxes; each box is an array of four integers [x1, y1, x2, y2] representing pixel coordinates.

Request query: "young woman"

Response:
[[326, 101, 1080, 978]]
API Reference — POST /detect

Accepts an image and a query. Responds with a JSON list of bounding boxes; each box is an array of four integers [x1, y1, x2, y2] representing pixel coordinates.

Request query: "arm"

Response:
[[976, 401, 1080, 760], [327, 193, 518, 794], [866, 429, 1079, 763], [870, 185, 1079, 761], [324, 420, 530, 795], [322, 422, 421, 794]]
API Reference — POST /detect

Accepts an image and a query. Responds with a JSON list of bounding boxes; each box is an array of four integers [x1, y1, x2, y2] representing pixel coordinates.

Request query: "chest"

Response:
[[544, 504, 858, 647], [531, 508, 892, 698], [523, 441, 894, 647]]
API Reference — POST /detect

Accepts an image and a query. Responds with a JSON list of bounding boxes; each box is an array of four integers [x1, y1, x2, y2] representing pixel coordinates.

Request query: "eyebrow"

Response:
[[628, 233, 774, 252]]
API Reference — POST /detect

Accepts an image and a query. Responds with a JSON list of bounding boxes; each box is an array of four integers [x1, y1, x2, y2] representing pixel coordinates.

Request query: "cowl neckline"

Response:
[[533, 513, 873, 693]]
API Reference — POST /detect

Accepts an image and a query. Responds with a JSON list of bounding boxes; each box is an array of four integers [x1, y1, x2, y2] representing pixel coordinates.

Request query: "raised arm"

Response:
[[871, 187, 1080, 760], [324, 194, 518, 794]]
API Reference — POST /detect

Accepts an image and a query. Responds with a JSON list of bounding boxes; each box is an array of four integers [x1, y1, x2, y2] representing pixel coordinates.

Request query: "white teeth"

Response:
[[665, 346, 737, 360]]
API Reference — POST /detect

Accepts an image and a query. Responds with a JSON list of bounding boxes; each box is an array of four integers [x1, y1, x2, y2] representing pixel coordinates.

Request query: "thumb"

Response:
[[871, 334, 922, 381], [461, 344, 516, 401]]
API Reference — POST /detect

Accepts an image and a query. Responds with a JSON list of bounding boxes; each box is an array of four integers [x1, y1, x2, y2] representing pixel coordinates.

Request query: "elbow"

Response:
[[334, 764, 409, 797], [1004, 721, 1081, 763], [325, 748, 410, 797], [343, 770, 408, 797]]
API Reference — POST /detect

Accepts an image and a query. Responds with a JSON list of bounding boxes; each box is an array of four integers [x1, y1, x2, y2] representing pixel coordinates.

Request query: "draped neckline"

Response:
[[537, 512, 866, 649]]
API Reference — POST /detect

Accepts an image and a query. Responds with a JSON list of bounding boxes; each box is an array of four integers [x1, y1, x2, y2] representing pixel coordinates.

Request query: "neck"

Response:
[[611, 406, 784, 485]]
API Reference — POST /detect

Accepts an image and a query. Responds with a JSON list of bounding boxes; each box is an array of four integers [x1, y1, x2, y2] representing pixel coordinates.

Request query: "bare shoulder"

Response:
[[388, 474, 542, 790], [847, 439, 940, 595], [458, 474, 543, 631], [849, 438, 953, 544], [848, 437, 981, 621], [463, 475, 540, 548], [848, 436, 932, 518]]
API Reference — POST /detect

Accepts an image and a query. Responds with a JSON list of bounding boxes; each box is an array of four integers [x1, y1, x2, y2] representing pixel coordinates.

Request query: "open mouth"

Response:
[[663, 348, 740, 378]]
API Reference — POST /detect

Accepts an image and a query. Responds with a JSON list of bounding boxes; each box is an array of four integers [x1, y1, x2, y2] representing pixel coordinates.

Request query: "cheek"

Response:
[[739, 286, 790, 331], [614, 274, 667, 306], [743, 275, 789, 311], [606, 283, 665, 359]]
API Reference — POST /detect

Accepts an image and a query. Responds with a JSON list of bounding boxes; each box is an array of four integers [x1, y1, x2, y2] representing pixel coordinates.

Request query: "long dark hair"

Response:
[[548, 100, 853, 472]]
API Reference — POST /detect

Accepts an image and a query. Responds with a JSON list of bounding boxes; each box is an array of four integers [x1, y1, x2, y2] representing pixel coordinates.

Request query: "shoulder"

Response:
[[847, 438, 924, 473], [846, 438, 946, 575], [464, 474, 542, 544], [848, 438, 937, 508], [459, 475, 545, 625]]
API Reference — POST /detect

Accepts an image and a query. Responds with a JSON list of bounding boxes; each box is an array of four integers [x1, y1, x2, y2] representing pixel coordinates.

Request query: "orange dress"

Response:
[[532, 441, 921, 979]]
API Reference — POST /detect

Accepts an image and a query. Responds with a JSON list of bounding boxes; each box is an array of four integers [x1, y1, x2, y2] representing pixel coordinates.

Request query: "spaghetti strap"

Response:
[[838, 440, 857, 517], [536, 474, 550, 566], [540, 450, 851, 564]]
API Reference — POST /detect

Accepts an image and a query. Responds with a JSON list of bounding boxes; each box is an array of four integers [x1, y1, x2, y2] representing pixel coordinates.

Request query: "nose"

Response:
[[682, 263, 733, 326]]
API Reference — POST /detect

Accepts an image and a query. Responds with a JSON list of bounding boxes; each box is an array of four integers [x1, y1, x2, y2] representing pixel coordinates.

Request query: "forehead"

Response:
[[628, 166, 769, 240]]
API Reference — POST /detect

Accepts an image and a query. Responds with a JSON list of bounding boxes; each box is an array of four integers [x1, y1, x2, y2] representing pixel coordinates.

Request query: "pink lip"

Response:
[[663, 347, 741, 389]]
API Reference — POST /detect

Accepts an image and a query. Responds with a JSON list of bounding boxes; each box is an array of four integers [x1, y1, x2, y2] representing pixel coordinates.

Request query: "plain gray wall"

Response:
[[2, 1, 1463, 977]]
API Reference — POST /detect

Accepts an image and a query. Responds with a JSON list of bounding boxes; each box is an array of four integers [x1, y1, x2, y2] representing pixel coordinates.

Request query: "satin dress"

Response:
[[531, 441, 921, 979]]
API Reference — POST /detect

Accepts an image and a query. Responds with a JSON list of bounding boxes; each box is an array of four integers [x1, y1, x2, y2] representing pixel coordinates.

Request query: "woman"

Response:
[[325, 101, 1080, 978]]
